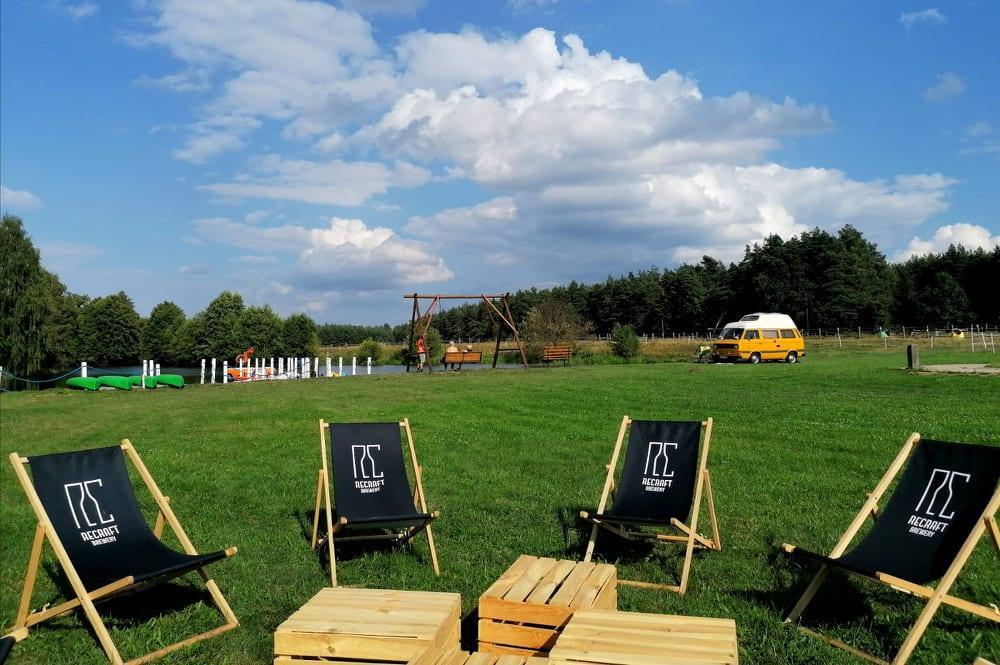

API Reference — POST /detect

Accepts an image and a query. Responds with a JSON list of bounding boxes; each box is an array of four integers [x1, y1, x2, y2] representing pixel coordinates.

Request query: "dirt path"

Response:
[[921, 363, 1000, 375]]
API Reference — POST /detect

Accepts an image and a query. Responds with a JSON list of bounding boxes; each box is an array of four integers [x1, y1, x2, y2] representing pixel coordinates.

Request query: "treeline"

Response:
[[426, 226, 1000, 340], [1, 216, 319, 375]]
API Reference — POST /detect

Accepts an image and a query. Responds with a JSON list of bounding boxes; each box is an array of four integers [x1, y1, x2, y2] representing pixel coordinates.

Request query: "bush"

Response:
[[358, 337, 381, 363], [611, 324, 640, 359], [522, 298, 587, 362]]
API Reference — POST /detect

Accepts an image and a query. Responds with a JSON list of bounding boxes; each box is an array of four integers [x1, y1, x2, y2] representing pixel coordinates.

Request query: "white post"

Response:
[[991, 332, 996, 353], [326, 357, 332, 377], [211, 357, 217, 384], [201, 359, 206, 384], [314, 357, 319, 376], [837, 327, 842, 348], [269, 357, 274, 377], [339, 357, 343, 376], [352, 356, 357, 376], [155, 363, 161, 376], [279, 357, 284, 376], [971, 328, 975, 351], [223, 361, 229, 384], [367, 356, 372, 375], [81, 361, 88, 378]]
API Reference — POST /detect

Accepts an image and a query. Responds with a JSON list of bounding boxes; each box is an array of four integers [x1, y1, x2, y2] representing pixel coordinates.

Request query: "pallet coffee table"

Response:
[[274, 587, 461, 664], [479, 555, 617, 656], [430, 647, 550, 665], [549, 608, 739, 665]]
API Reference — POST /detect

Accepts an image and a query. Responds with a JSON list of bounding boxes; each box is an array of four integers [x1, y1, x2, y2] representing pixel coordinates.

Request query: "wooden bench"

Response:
[[541, 345, 572, 366], [273, 587, 461, 664], [479, 555, 616, 656], [549, 609, 739, 665], [443, 351, 483, 369]]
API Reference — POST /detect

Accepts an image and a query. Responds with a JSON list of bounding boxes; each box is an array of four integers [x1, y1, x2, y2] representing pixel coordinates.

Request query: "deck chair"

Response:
[[782, 434, 1000, 665], [0, 628, 28, 665], [580, 416, 720, 594], [310, 419, 440, 586], [6, 442, 239, 665]]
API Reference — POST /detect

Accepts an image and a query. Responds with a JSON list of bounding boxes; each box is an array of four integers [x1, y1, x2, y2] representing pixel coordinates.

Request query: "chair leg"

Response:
[[310, 469, 323, 549], [677, 531, 697, 595], [583, 523, 600, 563], [704, 469, 722, 550], [425, 524, 440, 576], [785, 565, 830, 623], [15, 524, 44, 628]]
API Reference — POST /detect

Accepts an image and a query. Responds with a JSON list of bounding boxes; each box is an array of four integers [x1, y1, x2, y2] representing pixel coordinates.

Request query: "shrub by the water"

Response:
[[358, 337, 381, 363]]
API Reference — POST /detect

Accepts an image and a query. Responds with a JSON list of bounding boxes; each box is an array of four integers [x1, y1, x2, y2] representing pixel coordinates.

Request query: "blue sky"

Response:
[[2, 0, 997, 324]]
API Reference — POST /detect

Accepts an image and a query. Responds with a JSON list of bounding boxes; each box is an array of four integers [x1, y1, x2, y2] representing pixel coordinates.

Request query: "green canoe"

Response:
[[97, 376, 132, 390], [66, 377, 99, 391], [128, 375, 158, 388], [155, 374, 185, 389]]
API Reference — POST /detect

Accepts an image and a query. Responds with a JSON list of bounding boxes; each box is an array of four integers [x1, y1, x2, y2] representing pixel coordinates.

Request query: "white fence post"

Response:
[[314, 357, 319, 376], [211, 357, 217, 384], [339, 357, 343, 376], [201, 359, 206, 384], [81, 361, 88, 378], [367, 357, 372, 375], [155, 363, 161, 376], [352, 356, 357, 376], [326, 357, 332, 377], [223, 361, 229, 384], [270, 357, 274, 377]]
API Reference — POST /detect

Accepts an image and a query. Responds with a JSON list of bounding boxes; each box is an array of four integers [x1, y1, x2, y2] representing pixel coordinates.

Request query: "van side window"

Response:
[[780, 329, 797, 338], [744, 330, 759, 340], [763, 329, 779, 339]]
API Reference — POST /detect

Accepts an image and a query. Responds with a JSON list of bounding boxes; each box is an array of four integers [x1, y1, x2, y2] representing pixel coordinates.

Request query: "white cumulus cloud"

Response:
[[896, 223, 1000, 260], [900, 8, 945, 28], [1, 185, 43, 211], [924, 72, 965, 101]]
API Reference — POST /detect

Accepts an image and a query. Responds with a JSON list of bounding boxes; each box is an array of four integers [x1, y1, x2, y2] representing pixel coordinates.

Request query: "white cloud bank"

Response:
[[0, 185, 43, 211], [896, 224, 1000, 260], [134, 1, 964, 296]]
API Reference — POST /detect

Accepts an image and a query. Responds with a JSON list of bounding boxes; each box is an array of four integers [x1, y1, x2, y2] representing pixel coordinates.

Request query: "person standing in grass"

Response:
[[417, 336, 427, 372]]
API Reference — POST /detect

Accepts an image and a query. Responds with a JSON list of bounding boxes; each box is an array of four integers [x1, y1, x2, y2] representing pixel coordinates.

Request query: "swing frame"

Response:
[[403, 293, 529, 371]]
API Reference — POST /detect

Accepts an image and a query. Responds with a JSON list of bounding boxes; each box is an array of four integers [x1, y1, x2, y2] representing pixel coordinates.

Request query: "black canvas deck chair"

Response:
[[580, 416, 720, 594], [782, 434, 1000, 665], [0, 628, 27, 665], [310, 419, 440, 585], [6, 442, 238, 665]]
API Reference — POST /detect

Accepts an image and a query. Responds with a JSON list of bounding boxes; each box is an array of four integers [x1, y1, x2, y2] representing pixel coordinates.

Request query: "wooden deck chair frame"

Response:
[[783, 433, 1000, 665], [581, 416, 720, 594], [310, 418, 440, 586], [6, 440, 239, 665]]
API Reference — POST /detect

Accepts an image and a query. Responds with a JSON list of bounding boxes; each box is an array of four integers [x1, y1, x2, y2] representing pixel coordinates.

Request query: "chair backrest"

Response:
[[327, 423, 416, 520], [27, 446, 166, 586], [841, 439, 1000, 584], [610, 421, 703, 521]]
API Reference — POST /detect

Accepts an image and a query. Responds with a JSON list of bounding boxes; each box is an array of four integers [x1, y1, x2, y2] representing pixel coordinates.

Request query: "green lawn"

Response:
[[1, 352, 997, 664]]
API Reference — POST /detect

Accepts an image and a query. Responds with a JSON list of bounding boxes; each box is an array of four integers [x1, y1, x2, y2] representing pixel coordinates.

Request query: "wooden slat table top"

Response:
[[277, 587, 461, 639], [549, 609, 739, 665], [432, 648, 550, 665], [482, 556, 616, 609]]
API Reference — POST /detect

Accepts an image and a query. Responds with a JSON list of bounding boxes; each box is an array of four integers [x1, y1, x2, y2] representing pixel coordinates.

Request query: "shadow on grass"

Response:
[[292, 508, 432, 575]]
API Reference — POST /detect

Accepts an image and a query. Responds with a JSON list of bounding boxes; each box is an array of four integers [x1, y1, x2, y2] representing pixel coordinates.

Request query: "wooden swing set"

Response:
[[404, 293, 529, 371]]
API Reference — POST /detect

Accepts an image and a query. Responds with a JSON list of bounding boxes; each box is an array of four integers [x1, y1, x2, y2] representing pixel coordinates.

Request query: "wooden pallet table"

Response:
[[274, 587, 461, 664], [429, 646, 550, 665], [479, 555, 617, 656], [549, 609, 738, 665]]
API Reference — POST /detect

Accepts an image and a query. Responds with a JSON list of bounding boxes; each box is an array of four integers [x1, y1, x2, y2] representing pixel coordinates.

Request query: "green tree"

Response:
[[0, 215, 65, 376], [201, 291, 245, 360], [78, 292, 142, 365], [610, 323, 640, 359], [523, 299, 586, 360], [358, 337, 382, 363], [169, 314, 205, 362], [283, 313, 319, 356], [236, 305, 285, 357], [917, 272, 972, 326], [142, 301, 186, 364]]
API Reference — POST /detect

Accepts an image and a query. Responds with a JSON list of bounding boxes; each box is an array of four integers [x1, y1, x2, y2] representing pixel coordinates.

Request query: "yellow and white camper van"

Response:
[[712, 313, 805, 364]]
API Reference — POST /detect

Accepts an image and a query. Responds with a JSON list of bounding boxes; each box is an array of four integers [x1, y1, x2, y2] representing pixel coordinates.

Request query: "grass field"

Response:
[[1, 350, 998, 664]]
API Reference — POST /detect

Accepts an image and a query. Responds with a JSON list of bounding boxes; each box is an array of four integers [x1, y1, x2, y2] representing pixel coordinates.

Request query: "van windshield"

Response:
[[718, 327, 743, 340]]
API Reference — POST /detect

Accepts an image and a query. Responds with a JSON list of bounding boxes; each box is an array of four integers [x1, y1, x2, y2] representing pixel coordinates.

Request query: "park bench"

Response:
[[541, 344, 573, 366], [442, 351, 482, 370]]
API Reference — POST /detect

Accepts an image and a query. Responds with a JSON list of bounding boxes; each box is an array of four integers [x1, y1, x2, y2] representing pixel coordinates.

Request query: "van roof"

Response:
[[723, 312, 798, 329]]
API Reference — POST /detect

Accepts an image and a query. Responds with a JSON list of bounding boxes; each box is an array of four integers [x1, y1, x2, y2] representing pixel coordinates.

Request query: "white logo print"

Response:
[[63, 479, 120, 546], [351, 444, 386, 494], [907, 468, 970, 538], [642, 441, 677, 492]]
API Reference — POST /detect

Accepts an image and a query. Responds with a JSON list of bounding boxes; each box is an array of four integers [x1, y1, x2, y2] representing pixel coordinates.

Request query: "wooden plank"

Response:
[[479, 643, 546, 657], [504, 558, 559, 602], [549, 563, 596, 607], [526, 560, 578, 604], [479, 598, 574, 626], [479, 620, 560, 650], [483, 556, 538, 599], [569, 564, 615, 609]]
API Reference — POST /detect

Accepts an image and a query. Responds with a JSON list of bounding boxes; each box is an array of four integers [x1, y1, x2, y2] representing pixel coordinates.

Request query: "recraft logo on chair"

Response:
[[642, 441, 678, 492], [908, 468, 970, 538], [351, 444, 386, 494], [63, 479, 119, 546]]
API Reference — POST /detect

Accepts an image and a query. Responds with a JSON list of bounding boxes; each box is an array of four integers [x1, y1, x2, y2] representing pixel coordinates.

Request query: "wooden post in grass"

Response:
[[352, 357, 357, 376], [201, 359, 205, 384], [223, 361, 228, 384], [367, 357, 372, 375], [326, 357, 332, 377], [907, 344, 920, 371], [211, 357, 216, 383], [339, 357, 343, 376]]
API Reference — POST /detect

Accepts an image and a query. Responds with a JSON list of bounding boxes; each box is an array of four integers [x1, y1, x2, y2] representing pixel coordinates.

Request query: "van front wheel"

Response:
[[749, 352, 761, 364], [785, 351, 798, 364]]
